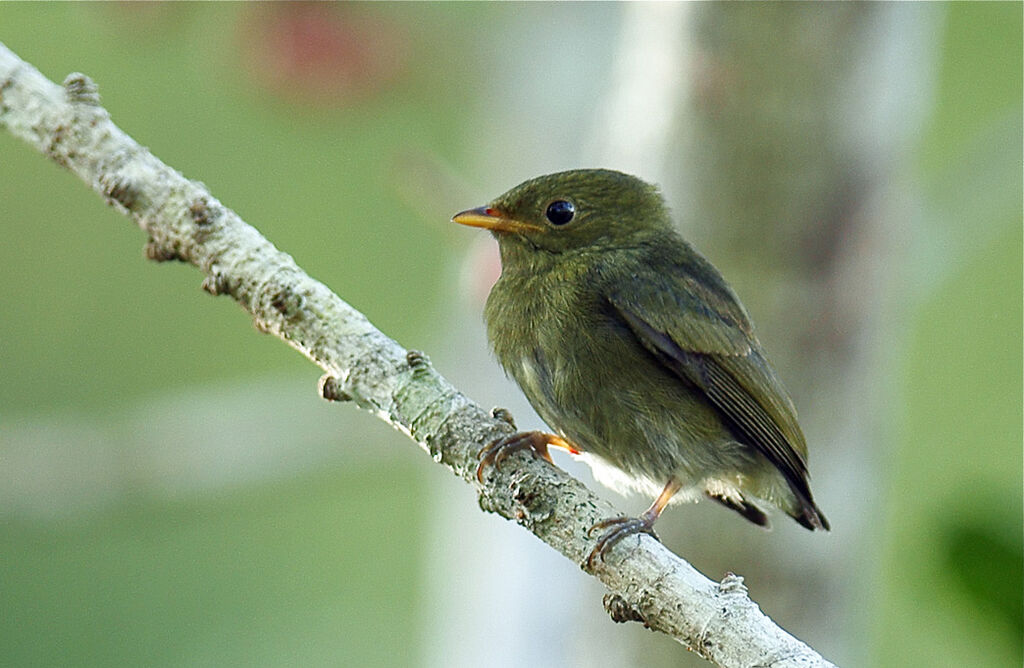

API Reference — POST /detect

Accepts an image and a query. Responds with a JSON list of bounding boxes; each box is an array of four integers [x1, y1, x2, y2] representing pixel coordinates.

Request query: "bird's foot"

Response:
[[475, 431, 577, 483], [586, 513, 660, 569]]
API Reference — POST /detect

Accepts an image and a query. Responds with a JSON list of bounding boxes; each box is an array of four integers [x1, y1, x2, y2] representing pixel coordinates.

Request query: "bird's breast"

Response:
[[485, 267, 592, 414]]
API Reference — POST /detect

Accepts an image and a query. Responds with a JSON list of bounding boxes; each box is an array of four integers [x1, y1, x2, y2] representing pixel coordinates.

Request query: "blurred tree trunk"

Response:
[[650, 4, 940, 666]]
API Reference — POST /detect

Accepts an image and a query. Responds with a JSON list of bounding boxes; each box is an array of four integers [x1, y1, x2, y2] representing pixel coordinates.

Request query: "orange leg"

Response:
[[586, 478, 683, 569], [476, 431, 580, 483]]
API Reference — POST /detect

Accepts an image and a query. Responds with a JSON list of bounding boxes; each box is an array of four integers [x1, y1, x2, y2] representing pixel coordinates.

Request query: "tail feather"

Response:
[[791, 494, 830, 531], [708, 489, 830, 532], [706, 492, 770, 528]]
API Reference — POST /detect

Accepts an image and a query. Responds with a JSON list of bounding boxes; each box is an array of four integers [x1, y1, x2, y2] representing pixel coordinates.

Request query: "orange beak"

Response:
[[451, 206, 542, 235]]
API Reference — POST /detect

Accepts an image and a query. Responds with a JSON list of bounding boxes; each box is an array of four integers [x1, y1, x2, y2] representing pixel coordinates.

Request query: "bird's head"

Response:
[[453, 169, 672, 257]]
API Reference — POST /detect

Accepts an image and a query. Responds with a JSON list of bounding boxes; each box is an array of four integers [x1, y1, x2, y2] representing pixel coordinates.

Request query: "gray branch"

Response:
[[0, 42, 835, 668]]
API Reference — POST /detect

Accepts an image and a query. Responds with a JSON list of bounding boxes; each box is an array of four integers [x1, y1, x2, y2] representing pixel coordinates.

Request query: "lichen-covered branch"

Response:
[[0, 42, 835, 668]]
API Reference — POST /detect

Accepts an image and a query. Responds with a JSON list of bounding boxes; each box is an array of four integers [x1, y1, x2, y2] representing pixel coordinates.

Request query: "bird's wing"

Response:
[[604, 259, 755, 357], [605, 260, 813, 502]]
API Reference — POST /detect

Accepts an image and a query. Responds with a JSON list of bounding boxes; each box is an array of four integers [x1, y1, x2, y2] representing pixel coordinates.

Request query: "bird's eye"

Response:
[[545, 200, 575, 226]]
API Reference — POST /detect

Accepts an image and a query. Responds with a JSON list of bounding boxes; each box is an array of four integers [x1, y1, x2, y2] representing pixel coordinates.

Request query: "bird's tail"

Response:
[[790, 493, 830, 531]]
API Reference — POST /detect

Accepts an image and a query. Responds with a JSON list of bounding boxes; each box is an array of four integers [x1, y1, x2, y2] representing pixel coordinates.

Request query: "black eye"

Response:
[[545, 200, 575, 225]]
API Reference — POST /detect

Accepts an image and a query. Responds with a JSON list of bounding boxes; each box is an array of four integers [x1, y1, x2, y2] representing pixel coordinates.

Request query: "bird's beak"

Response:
[[452, 207, 542, 235]]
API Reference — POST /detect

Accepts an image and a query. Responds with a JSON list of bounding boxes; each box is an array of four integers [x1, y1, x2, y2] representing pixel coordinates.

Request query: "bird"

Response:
[[452, 169, 829, 567]]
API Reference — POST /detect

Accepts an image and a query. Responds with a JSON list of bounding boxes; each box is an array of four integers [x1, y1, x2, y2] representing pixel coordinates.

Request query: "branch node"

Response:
[[603, 593, 650, 626], [144, 238, 182, 263], [201, 272, 231, 296], [63, 72, 101, 105], [718, 571, 747, 596], [405, 349, 430, 373], [189, 198, 214, 226], [318, 374, 352, 402], [491, 406, 517, 428]]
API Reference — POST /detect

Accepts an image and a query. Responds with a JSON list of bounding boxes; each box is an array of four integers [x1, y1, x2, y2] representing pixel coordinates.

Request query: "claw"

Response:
[[586, 515, 660, 569], [585, 477, 682, 569], [475, 431, 576, 483]]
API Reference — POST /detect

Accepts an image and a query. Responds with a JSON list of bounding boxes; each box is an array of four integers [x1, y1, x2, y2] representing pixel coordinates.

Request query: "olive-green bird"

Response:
[[453, 169, 829, 565]]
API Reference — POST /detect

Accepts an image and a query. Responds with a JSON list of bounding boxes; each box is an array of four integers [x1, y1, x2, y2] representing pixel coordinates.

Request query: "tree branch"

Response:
[[0, 42, 836, 668]]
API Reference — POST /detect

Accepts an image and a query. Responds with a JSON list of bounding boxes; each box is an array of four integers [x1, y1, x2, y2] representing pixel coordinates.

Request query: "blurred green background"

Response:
[[0, 4, 1020, 667]]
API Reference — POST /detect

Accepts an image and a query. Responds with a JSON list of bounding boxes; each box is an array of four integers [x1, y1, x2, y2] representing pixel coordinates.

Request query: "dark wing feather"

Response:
[[605, 249, 828, 530], [604, 256, 755, 358]]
